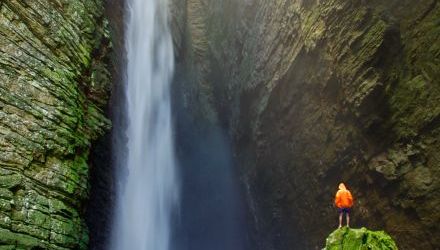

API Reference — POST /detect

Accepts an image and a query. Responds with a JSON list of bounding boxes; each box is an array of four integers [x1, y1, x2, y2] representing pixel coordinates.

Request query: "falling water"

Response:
[[111, 0, 178, 249]]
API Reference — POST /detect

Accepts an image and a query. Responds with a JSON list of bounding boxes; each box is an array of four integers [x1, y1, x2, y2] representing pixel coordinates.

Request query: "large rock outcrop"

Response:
[[172, 0, 440, 249], [0, 0, 111, 249]]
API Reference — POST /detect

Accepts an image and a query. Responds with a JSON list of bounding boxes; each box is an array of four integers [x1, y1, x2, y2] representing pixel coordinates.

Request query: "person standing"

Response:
[[334, 183, 354, 228]]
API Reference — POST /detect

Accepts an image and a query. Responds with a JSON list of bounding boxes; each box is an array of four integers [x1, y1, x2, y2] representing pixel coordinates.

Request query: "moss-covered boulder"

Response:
[[325, 227, 398, 250]]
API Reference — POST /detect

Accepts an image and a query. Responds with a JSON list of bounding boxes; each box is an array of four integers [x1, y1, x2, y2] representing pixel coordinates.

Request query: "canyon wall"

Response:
[[172, 0, 440, 249], [0, 0, 111, 249], [1, 0, 438, 249]]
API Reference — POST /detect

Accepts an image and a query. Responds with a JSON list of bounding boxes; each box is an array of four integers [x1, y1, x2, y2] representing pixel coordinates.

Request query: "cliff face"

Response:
[[172, 0, 440, 249], [0, 0, 111, 249]]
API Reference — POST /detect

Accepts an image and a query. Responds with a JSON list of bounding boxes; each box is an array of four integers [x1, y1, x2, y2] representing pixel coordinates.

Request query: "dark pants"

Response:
[[338, 208, 351, 214]]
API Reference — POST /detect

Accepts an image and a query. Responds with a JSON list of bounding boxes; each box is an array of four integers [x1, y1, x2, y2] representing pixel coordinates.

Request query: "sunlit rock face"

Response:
[[172, 0, 440, 249], [0, 1, 111, 249]]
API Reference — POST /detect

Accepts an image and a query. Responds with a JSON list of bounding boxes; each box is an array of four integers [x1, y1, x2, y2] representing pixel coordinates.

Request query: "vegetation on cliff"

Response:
[[0, 0, 111, 249]]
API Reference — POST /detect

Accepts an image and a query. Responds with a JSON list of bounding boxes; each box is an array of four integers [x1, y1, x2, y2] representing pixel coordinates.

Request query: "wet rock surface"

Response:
[[172, 0, 440, 249], [0, 0, 111, 249]]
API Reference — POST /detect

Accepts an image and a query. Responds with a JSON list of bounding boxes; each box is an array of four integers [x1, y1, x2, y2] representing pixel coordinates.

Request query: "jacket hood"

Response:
[[339, 183, 347, 190]]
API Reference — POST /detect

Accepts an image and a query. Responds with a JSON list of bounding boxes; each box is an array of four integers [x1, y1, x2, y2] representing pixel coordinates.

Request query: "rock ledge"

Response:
[[325, 227, 398, 250]]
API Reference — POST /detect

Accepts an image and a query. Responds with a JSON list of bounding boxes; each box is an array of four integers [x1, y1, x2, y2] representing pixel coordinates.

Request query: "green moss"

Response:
[[0, 174, 22, 189], [0, 228, 48, 249], [0, 0, 111, 249], [11, 223, 50, 240], [388, 74, 440, 139], [0, 246, 16, 250], [325, 227, 398, 250]]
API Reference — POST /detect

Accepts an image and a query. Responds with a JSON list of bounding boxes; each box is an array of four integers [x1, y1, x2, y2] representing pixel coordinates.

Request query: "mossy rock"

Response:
[[0, 0, 112, 249], [325, 227, 398, 250]]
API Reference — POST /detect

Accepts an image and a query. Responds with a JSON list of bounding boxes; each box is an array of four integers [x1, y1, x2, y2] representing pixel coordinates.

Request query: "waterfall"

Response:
[[111, 0, 178, 249]]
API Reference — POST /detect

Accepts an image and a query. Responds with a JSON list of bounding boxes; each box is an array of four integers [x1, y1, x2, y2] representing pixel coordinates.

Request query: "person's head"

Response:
[[339, 183, 347, 190]]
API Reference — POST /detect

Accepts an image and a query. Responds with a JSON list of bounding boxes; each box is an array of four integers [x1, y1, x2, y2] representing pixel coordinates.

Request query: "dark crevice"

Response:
[[85, 0, 125, 250]]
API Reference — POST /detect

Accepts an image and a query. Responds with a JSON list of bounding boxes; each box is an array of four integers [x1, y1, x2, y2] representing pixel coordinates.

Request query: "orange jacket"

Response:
[[334, 183, 353, 208]]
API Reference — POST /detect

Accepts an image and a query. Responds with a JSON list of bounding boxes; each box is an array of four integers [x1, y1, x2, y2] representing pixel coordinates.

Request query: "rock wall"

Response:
[[172, 0, 440, 249], [0, 0, 111, 249]]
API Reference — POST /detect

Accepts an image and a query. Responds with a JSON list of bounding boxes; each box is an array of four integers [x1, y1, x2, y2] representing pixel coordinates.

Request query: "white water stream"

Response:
[[111, 0, 178, 249]]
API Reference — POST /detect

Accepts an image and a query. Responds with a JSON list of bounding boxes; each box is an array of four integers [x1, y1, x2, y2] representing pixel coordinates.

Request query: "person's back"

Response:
[[334, 183, 353, 228], [335, 184, 353, 208]]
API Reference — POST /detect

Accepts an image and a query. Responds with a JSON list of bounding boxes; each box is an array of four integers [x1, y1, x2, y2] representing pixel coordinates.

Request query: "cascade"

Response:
[[111, 0, 178, 249]]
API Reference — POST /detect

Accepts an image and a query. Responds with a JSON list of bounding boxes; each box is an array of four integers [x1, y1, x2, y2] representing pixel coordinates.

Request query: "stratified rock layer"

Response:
[[325, 227, 398, 250], [0, 0, 111, 249], [172, 0, 440, 249]]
